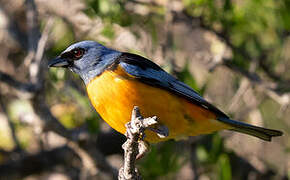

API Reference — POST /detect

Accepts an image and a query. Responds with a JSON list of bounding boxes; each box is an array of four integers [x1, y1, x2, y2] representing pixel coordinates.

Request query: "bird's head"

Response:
[[48, 41, 121, 84]]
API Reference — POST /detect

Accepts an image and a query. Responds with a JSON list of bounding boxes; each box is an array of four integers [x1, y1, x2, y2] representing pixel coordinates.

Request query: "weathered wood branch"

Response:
[[118, 106, 169, 180]]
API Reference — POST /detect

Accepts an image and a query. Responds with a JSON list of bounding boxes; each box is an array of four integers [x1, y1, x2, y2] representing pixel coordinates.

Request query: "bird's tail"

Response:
[[217, 117, 283, 141]]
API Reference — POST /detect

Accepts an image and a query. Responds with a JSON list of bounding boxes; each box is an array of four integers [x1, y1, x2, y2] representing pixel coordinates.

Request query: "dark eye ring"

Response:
[[72, 48, 84, 59]]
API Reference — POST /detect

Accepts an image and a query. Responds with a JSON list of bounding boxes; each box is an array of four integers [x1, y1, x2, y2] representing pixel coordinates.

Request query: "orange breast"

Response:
[[86, 65, 230, 143]]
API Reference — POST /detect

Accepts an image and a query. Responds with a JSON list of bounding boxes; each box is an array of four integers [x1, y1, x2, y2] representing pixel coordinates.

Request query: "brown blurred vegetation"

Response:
[[0, 0, 289, 179]]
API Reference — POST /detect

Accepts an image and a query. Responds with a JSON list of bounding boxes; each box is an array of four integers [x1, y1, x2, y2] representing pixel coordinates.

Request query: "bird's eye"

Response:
[[72, 48, 84, 59]]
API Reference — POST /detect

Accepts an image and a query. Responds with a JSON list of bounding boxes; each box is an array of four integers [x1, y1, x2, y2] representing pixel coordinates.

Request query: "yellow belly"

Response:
[[86, 66, 230, 143]]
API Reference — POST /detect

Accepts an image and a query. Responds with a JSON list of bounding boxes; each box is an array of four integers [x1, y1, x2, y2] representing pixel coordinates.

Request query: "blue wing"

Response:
[[117, 53, 284, 141], [118, 53, 228, 118]]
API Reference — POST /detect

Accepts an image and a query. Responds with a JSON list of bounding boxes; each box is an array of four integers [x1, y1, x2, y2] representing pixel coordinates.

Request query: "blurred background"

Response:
[[0, 0, 289, 179]]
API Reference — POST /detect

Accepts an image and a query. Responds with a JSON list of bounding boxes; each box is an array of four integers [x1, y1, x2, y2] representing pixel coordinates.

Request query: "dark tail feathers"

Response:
[[217, 117, 283, 141]]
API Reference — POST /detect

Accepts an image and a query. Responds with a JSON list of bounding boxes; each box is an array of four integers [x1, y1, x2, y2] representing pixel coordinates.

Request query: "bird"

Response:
[[48, 40, 283, 143]]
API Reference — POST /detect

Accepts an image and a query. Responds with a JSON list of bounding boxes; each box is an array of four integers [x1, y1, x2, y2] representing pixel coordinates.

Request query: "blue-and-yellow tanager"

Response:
[[48, 41, 282, 143]]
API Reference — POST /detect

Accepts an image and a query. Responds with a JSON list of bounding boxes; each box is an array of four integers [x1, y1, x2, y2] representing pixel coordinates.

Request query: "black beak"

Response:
[[48, 57, 70, 68]]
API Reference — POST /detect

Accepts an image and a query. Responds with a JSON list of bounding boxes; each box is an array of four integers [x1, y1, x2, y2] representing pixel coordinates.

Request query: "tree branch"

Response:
[[0, 71, 36, 93], [118, 106, 169, 180], [0, 97, 22, 151], [0, 146, 78, 180]]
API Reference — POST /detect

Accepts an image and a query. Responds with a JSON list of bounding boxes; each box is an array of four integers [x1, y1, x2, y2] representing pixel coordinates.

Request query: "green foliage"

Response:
[[196, 134, 224, 163], [40, 0, 289, 178], [280, 0, 290, 30], [85, 115, 100, 134], [139, 141, 186, 179], [49, 18, 75, 55], [0, 0, 288, 179], [177, 63, 204, 95], [101, 24, 115, 39], [196, 134, 232, 179], [184, 0, 289, 73], [218, 154, 232, 180], [85, 0, 133, 26], [7, 100, 34, 149], [259, 98, 287, 133]]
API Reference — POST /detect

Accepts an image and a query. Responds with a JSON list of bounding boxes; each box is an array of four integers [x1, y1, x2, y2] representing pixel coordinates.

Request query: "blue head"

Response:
[[48, 41, 121, 84]]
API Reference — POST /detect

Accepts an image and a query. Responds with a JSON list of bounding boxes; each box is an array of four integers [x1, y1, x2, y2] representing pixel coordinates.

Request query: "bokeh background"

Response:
[[0, 0, 289, 179]]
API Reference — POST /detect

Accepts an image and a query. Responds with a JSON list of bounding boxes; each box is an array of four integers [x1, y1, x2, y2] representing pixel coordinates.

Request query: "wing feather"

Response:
[[118, 53, 228, 118]]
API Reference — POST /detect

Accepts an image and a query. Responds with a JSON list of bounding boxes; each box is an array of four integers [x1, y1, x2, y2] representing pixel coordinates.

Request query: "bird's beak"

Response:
[[48, 57, 70, 68]]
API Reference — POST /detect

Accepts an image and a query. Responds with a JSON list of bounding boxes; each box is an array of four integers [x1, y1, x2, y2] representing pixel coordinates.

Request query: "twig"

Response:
[[0, 71, 36, 93], [31, 90, 118, 178], [0, 4, 28, 49], [227, 78, 250, 112], [25, 0, 40, 52], [162, 1, 177, 75], [29, 17, 54, 84], [118, 106, 169, 180], [31, 93, 89, 141], [80, 138, 119, 179], [0, 1, 117, 176], [0, 97, 22, 151], [0, 146, 78, 180], [171, 10, 290, 106], [67, 140, 98, 179]]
